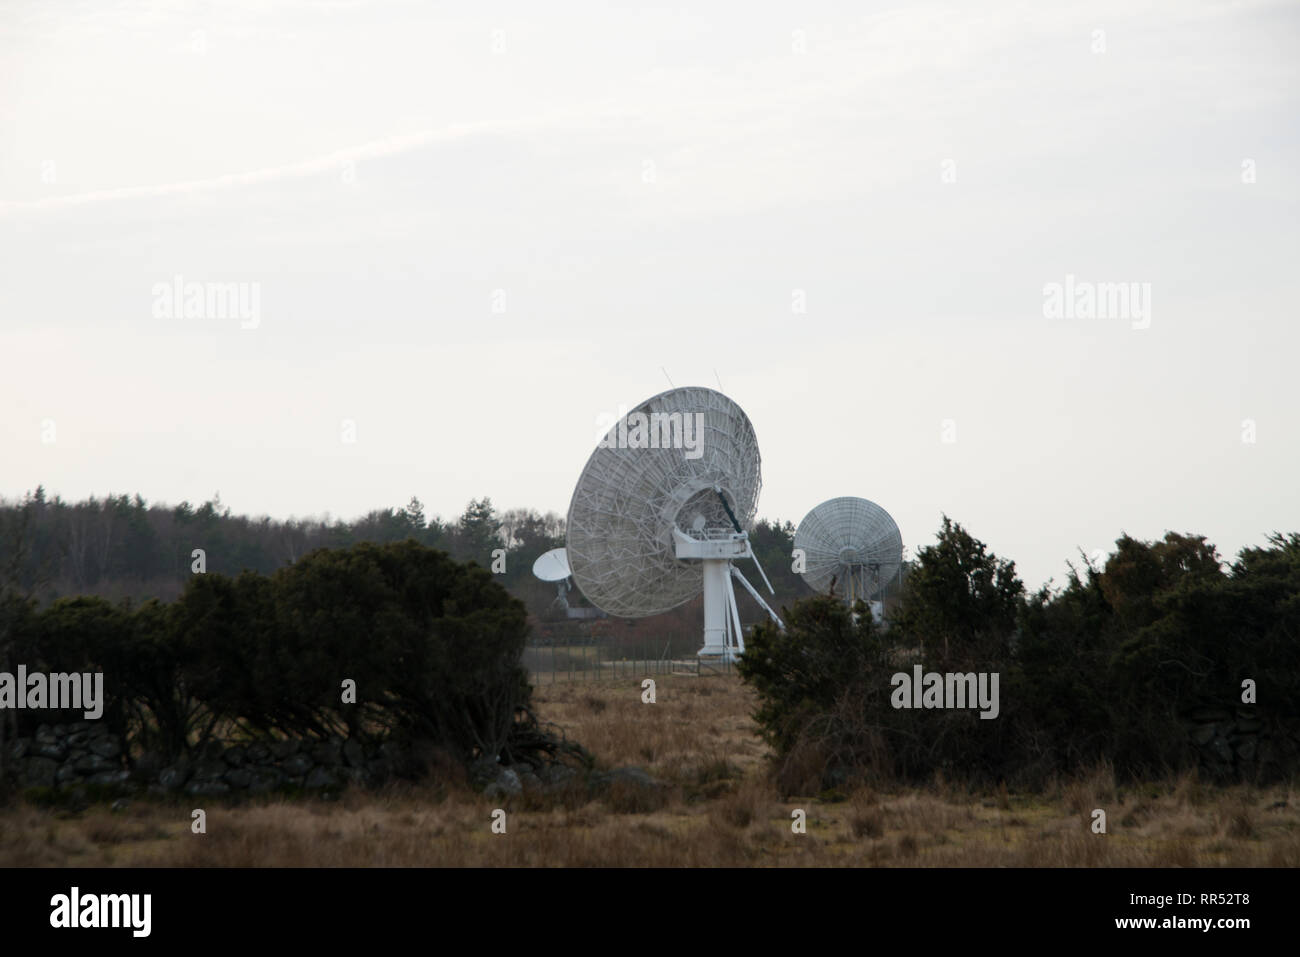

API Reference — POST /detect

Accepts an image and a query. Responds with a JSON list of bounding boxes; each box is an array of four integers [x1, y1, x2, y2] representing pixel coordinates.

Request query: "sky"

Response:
[[2, 0, 1297, 592]]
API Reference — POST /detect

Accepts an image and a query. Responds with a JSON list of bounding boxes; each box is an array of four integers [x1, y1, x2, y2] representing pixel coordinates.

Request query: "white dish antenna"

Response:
[[565, 386, 783, 659], [531, 546, 575, 615], [531, 547, 571, 582], [795, 497, 903, 607]]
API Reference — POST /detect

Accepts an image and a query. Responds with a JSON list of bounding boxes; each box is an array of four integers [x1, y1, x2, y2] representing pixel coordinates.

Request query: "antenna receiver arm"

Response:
[[731, 565, 785, 630]]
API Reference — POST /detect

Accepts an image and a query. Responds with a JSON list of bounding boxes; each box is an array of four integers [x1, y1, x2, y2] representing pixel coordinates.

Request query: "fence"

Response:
[[521, 639, 737, 684]]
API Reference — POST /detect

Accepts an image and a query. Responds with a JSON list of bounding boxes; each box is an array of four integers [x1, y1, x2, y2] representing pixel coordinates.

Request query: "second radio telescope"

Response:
[[795, 497, 903, 605]]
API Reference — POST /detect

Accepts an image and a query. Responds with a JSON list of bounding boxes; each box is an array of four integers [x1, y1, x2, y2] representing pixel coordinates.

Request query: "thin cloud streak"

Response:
[[0, 125, 483, 214]]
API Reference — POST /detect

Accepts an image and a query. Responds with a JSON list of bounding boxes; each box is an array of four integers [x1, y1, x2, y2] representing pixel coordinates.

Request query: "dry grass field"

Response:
[[1, 673, 1297, 866]]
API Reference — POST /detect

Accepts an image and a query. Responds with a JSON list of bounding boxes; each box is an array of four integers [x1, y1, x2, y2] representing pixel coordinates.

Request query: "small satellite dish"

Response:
[[531, 547, 571, 582], [795, 497, 903, 608], [531, 547, 577, 617], [565, 386, 783, 659]]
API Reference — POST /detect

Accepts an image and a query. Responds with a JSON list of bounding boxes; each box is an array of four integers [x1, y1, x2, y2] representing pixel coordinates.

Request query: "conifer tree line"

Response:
[[0, 487, 559, 606]]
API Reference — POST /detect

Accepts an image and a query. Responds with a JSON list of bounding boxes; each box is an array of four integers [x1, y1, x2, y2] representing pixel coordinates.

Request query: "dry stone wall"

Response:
[[6, 723, 415, 797], [1184, 705, 1298, 782]]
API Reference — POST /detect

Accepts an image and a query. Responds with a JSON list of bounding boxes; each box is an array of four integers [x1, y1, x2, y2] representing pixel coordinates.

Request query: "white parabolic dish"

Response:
[[531, 547, 572, 583], [794, 496, 903, 598], [565, 386, 762, 618]]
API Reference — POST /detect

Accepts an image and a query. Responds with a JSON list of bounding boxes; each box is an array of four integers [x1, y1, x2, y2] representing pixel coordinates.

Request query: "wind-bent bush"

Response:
[[15, 541, 543, 770], [12, 597, 133, 740], [1019, 531, 1300, 781], [737, 595, 895, 793], [183, 540, 535, 762], [740, 590, 1016, 792]]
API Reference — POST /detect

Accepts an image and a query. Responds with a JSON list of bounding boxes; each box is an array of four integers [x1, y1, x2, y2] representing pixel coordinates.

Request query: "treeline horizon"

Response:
[[0, 487, 816, 623]]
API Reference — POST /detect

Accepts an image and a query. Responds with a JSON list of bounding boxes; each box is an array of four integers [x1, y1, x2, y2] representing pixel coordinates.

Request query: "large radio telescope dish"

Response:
[[795, 497, 903, 601], [565, 386, 762, 618]]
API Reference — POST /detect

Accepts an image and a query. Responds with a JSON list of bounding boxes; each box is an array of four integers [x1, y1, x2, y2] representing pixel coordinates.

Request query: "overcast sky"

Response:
[[2, 0, 1297, 591]]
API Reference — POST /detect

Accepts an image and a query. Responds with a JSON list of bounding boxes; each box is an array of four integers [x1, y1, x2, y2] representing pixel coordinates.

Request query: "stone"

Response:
[[311, 739, 343, 767], [223, 745, 248, 767], [74, 753, 117, 774], [159, 766, 189, 791], [247, 768, 286, 793], [283, 753, 314, 777], [343, 739, 365, 768], [34, 741, 67, 761], [598, 765, 668, 812], [67, 731, 89, 747], [20, 756, 57, 788], [224, 768, 254, 788], [186, 780, 231, 797], [270, 739, 300, 759], [483, 767, 522, 798], [87, 769, 130, 786], [89, 736, 122, 759], [305, 767, 339, 790], [539, 764, 578, 789], [246, 743, 272, 764], [8, 738, 28, 760], [55, 763, 82, 784], [469, 755, 501, 787], [193, 759, 229, 781]]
